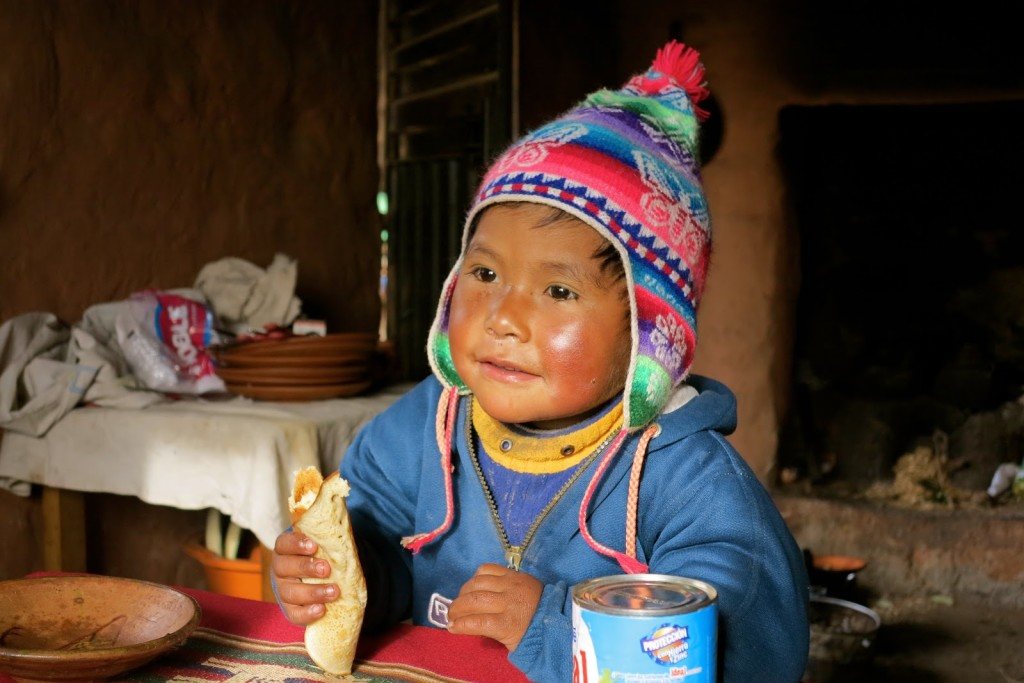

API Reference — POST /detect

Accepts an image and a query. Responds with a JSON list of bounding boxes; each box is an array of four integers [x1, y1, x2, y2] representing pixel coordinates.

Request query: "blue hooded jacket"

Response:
[[341, 375, 809, 682]]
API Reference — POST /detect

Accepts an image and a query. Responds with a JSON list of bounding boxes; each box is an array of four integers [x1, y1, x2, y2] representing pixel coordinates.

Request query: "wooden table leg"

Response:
[[41, 486, 87, 572]]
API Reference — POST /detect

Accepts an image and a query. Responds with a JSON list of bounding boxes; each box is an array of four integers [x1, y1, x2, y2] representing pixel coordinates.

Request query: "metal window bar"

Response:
[[391, 4, 499, 54], [381, 0, 513, 380]]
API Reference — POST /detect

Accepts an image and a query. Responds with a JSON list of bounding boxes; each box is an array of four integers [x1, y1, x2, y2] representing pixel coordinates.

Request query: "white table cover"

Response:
[[0, 384, 411, 548]]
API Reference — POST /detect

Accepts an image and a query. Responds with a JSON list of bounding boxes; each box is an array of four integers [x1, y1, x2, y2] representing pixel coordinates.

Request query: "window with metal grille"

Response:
[[379, 0, 515, 380]]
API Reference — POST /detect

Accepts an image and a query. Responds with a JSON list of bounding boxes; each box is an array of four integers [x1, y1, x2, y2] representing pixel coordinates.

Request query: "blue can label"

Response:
[[641, 623, 691, 665], [572, 590, 717, 682]]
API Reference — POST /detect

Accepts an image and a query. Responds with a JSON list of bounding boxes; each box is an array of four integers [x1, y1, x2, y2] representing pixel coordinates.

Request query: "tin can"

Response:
[[572, 574, 717, 683]]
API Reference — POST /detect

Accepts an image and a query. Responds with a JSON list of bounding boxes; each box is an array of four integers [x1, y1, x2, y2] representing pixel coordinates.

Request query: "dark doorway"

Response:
[[778, 101, 1024, 486]]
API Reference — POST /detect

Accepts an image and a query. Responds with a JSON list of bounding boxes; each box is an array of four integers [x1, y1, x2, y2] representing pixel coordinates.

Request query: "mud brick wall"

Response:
[[0, 0, 379, 582], [0, 0, 380, 332]]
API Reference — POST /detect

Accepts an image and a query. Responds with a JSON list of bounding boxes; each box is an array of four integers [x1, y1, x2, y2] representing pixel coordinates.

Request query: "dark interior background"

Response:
[[1, 0, 1022, 587], [779, 101, 1024, 485]]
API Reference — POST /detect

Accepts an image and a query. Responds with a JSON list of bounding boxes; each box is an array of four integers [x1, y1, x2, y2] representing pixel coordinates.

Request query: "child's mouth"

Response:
[[479, 359, 538, 383]]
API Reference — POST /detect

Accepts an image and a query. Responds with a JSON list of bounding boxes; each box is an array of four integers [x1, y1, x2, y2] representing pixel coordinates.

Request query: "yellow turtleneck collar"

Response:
[[470, 397, 624, 474]]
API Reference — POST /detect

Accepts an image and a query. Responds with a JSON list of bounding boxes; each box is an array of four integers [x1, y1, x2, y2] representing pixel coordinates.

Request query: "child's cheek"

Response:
[[446, 288, 474, 363], [543, 321, 604, 390]]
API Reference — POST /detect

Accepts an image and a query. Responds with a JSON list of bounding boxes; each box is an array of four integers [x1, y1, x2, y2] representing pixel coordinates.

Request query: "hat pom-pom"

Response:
[[651, 40, 711, 121]]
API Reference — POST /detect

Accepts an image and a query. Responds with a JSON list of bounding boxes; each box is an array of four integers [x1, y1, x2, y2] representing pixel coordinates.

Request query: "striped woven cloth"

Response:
[[0, 579, 526, 683]]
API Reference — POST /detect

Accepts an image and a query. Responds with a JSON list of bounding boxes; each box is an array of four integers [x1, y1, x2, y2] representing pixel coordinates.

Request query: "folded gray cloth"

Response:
[[193, 253, 302, 334], [0, 310, 167, 438], [0, 312, 95, 438], [0, 311, 167, 496]]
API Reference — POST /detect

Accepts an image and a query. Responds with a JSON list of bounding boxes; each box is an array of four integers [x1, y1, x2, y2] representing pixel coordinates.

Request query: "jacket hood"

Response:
[[649, 374, 737, 451]]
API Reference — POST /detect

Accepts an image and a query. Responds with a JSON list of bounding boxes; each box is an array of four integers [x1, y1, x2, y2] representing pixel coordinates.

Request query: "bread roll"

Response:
[[289, 466, 367, 675]]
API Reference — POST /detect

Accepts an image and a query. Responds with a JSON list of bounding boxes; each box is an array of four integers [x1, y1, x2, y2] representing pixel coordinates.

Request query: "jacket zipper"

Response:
[[465, 403, 615, 571]]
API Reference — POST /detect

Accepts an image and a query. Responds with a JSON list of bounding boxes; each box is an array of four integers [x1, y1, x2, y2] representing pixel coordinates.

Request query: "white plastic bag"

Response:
[[116, 291, 226, 394]]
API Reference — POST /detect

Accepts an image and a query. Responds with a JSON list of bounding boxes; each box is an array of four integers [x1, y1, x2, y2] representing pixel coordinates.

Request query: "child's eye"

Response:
[[545, 284, 578, 301], [470, 266, 497, 283]]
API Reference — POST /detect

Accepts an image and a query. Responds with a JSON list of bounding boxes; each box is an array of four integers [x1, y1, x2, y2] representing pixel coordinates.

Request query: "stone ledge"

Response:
[[775, 493, 1024, 608]]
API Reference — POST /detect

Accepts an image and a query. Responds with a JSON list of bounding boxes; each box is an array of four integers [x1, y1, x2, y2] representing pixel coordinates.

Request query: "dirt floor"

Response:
[[874, 597, 1024, 682], [806, 593, 1024, 682], [779, 489, 1024, 682]]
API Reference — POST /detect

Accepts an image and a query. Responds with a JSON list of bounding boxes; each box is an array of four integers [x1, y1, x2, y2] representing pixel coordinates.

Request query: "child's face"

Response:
[[448, 203, 631, 430]]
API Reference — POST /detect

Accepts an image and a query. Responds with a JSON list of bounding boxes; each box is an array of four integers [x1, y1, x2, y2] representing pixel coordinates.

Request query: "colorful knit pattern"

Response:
[[428, 41, 712, 430]]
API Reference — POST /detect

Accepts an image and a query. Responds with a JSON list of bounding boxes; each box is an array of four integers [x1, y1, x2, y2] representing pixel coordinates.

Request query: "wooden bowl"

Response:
[[215, 363, 369, 386], [224, 379, 372, 402], [215, 333, 378, 359], [214, 351, 373, 368], [812, 554, 868, 573], [0, 575, 201, 681]]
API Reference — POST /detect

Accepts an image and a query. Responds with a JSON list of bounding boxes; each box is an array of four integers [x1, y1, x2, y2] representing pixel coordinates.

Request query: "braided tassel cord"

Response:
[[578, 429, 650, 574], [401, 387, 460, 552], [624, 424, 661, 559]]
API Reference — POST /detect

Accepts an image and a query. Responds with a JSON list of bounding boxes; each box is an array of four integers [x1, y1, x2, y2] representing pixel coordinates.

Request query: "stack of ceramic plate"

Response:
[[212, 332, 378, 401]]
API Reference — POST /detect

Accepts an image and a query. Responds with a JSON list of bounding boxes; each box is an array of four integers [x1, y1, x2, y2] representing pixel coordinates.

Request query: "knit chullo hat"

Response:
[[403, 42, 713, 573]]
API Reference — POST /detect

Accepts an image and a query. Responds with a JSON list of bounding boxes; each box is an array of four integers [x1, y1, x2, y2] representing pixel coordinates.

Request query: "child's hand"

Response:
[[271, 530, 339, 625], [447, 563, 543, 651]]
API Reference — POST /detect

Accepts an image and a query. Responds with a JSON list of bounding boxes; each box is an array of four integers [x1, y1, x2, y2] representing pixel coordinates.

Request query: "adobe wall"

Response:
[[0, 0, 379, 581], [0, 0, 380, 332]]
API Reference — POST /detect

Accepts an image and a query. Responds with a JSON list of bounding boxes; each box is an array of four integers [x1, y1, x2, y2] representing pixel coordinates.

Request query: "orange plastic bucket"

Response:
[[183, 541, 262, 601]]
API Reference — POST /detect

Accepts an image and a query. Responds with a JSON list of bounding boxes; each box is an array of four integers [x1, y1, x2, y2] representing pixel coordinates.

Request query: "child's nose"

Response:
[[486, 288, 531, 342]]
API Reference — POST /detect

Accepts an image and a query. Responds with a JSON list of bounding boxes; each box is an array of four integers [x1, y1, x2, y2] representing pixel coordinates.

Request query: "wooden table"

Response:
[[0, 386, 409, 599]]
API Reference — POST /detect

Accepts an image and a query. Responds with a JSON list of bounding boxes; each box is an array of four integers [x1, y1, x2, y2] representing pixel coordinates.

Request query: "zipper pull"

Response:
[[505, 546, 523, 571]]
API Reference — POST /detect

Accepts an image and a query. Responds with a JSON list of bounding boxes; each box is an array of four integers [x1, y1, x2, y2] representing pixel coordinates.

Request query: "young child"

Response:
[[273, 41, 809, 681]]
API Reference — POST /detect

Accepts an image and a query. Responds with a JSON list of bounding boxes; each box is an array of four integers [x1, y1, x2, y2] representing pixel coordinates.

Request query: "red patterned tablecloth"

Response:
[[0, 578, 528, 683]]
